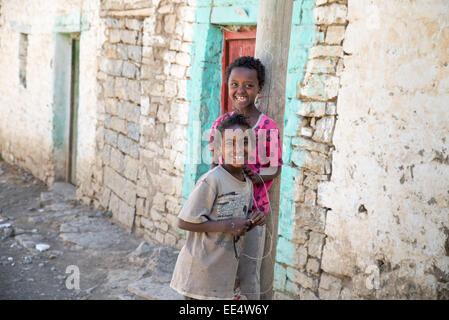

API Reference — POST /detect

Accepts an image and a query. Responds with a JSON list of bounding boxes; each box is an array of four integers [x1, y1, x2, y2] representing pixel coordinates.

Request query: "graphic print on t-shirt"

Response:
[[215, 191, 250, 219]]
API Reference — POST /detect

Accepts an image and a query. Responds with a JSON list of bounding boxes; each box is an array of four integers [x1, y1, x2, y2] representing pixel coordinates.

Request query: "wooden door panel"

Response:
[[221, 29, 257, 114]]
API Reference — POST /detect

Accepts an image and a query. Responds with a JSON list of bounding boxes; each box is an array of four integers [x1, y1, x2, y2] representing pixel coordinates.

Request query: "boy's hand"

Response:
[[243, 166, 264, 185], [249, 211, 266, 228], [228, 218, 251, 236]]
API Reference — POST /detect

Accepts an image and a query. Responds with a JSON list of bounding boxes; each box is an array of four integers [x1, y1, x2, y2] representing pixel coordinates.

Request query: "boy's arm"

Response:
[[178, 217, 250, 236], [244, 165, 282, 185]]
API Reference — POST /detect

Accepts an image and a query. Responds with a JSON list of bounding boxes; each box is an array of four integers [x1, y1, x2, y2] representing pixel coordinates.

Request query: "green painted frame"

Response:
[[181, 1, 259, 202]]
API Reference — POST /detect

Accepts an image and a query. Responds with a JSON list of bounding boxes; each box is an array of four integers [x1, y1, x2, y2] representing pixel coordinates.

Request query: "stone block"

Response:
[[122, 61, 138, 79], [292, 137, 330, 155], [104, 129, 118, 146], [169, 63, 186, 79], [314, 3, 347, 25], [103, 76, 115, 98], [127, 122, 140, 141], [99, 57, 123, 76], [175, 52, 190, 66], [164, 233, 177, 247], [105, 98, 119, 115], [292, 245, 308, 268], [110, 147, 124, 173], [307, 231, 326, 258], [125, 18, 143, 31], [115, 199, 135, 229], [319, 273, 342, 300], [306, 257, 321, 276], [164, 80, 178, 98], [300, 126, 313, 138], [164, 14, 177, 34], [299, 74, 340, 101], [299, 287, 319, 300], [127, 80, 141, 104], [127, 45, 142, 62], [312, 116, 335, 144], [152, 192, 166, 212], [287, 267, 317, 291], [124, 155, 138, 182], [117, 134, 131, 154], [309, 45, 344, 59], [115, 77, 128, 100], [306, 57, 338, 74], [295, 204, 326, 233], [285, 280, 300, 297], [116, 43, 128, 60], [297, 101, 326, 117], [109, 28, 121, 43], [106, 17, 123, 29], [104, 166, 136, 207], [325, 25, 346, 45], [109, 116, 127, 134], [325, 102, 337, 115], [120, 29, 138, 45]]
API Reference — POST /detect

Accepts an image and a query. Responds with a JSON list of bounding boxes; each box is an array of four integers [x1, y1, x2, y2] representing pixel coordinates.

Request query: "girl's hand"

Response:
[[249, 211, 266, 227], [228, 218, 251, 236], [243, 165, 264, 185]]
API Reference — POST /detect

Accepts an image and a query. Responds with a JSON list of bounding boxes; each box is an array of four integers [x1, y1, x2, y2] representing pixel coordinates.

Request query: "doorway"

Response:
[[67, 34, 80, 184], [53, 33, 80, 185], [221, 28, 257, 114]]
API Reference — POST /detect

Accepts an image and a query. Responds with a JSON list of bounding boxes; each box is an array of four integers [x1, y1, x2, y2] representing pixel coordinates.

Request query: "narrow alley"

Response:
[[0, 159, 181, 300]]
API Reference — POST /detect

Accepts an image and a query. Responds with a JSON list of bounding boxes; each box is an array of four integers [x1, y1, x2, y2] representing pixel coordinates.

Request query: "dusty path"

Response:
[[0, 160, 182, 300]]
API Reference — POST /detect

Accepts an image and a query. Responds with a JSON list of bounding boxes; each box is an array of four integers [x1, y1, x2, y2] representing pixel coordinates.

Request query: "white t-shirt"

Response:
[[170, 165, 253, 300]]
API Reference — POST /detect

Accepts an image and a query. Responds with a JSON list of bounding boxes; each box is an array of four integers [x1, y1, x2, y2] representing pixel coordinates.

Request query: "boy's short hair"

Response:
[[225, 56, 265, 89], [216, 113, 251, 133]]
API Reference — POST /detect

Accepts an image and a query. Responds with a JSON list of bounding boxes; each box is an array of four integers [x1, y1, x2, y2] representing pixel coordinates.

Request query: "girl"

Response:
[[209, 56, 284, 299]]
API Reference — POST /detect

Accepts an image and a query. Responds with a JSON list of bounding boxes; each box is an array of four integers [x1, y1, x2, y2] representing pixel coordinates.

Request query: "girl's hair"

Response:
[[217, 113, 251, 133], [225, 56, 265, 88]]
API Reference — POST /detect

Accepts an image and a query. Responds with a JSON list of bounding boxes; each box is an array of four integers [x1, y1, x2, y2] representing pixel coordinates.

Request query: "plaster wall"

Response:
[[318, 0, 449, 299]]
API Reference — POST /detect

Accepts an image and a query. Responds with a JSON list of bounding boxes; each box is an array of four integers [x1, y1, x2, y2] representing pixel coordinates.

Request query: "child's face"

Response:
[[228, 67, 260, 111], [220, 124, 250, 169]]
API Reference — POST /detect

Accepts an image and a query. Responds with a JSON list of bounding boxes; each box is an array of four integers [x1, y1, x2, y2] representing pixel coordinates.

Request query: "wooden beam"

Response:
[[254, 0, 294, 300]]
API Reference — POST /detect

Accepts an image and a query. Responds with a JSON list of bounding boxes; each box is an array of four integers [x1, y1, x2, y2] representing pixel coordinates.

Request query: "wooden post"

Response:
[[254, 0, 294, 300]]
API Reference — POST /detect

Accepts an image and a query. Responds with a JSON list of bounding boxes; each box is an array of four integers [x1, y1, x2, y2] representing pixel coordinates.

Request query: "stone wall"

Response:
[[0, 0, 100, 186], [85, 0, 195, 248], [273, 0, 348, 300], [318, 0, 449, 299], [275, 0, 449, 300]]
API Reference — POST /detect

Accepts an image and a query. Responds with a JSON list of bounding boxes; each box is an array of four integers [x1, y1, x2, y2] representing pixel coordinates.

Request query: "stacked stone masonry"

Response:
[[274, 0, 348, 300], [85, 0, 195, 249]]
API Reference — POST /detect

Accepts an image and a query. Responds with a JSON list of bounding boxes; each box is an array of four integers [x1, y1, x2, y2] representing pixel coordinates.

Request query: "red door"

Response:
[[221, 29, 257, 114]]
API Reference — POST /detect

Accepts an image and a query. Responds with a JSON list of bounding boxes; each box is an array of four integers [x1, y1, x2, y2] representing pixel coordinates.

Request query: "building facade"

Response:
[[0, 0, 448, 299]]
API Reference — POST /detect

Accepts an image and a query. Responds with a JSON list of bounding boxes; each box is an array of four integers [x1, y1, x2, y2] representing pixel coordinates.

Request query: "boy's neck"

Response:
[[221, 164, 245, 181], [233, 104, 260, 117]]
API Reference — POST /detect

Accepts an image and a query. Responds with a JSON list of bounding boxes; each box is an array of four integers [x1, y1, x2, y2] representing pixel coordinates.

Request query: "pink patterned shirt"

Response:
[[209, 112, 284, 215]]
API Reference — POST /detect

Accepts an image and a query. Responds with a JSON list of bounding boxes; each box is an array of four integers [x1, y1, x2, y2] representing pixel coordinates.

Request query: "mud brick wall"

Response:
[[82, 0, 195, 249], [275, 0, 449, 300]]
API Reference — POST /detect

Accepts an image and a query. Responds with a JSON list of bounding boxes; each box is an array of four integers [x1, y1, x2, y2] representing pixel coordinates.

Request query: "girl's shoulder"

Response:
[[256, 114, 280, 130], [212, 112, 233, 128]]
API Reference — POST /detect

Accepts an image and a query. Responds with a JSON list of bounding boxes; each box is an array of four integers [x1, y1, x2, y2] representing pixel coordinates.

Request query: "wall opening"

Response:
[[52, 32, 80, 185], [18, 33, 28, 88]]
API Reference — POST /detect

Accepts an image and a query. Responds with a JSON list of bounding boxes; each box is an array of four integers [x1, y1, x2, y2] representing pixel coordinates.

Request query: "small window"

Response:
[[19, 33, 28, 88]]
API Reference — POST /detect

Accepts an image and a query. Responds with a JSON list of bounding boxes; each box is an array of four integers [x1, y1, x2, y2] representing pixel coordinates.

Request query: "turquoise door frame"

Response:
[[182, 1, 259, 202]]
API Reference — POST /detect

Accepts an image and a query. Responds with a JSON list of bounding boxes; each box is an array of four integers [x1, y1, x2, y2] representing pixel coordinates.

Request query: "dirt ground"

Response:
[[0, 160, 181, 300]]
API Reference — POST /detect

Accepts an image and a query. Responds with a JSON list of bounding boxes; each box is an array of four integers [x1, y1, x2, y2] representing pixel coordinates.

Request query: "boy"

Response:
[[170, 114, 265, 300]]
